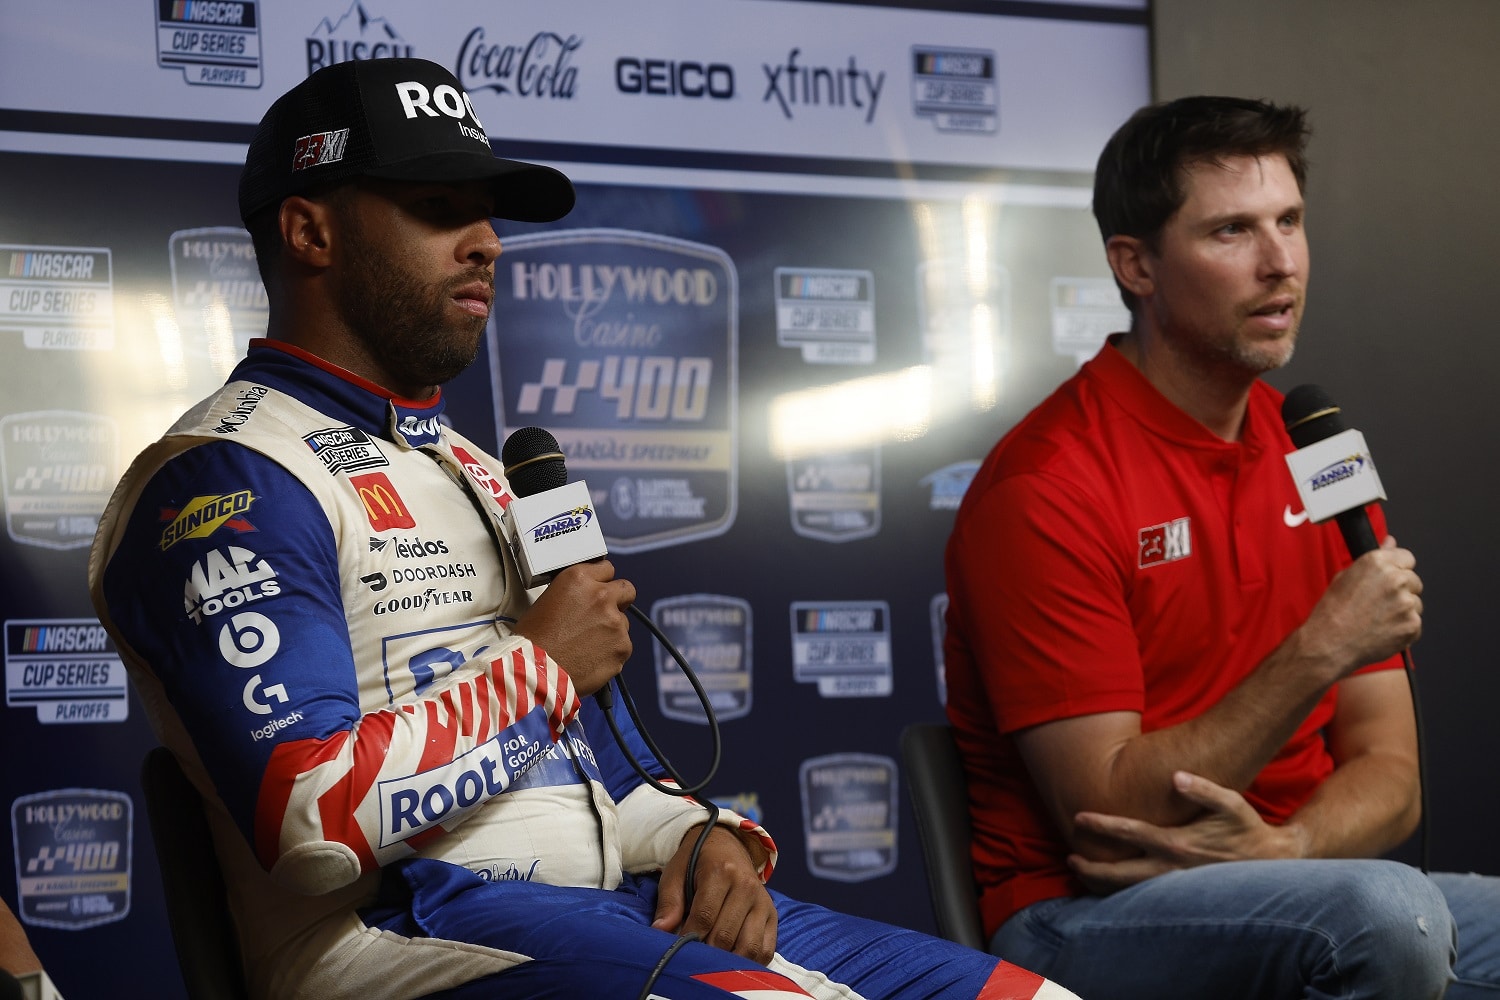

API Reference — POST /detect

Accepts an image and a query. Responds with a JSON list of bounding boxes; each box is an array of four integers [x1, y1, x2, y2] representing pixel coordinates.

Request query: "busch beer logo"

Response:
[[306, 3, 413, 73], [184, 546, 281, 624], [350, 472, 415, 531], [292, 129, 349, 171], [1138, 516, 1192, 568]]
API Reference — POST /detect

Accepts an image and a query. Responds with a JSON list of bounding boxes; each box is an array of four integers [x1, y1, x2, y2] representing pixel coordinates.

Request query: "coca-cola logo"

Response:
[[456, 28, 580, 99]]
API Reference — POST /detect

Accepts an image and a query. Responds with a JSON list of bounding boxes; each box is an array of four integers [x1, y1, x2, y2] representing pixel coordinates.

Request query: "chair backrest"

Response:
[[139, 746, 250, 1000], [898, 722, 987, 950]]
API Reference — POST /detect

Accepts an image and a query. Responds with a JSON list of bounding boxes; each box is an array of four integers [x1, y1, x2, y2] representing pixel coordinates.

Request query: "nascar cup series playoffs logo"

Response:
[[155, 0, 263, 88], [1, 244, 114, 351], [5, 619, 128, 724], [490, 229, 738, 553], [790, 600, 892, 698]]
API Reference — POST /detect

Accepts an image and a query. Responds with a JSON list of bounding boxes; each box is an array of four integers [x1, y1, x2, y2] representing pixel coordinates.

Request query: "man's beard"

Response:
[[337, 219, 490, 392]]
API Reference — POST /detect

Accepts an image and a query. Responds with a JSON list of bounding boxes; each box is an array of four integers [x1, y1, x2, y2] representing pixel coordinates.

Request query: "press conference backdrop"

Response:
[[0, 1, 1149, 994]]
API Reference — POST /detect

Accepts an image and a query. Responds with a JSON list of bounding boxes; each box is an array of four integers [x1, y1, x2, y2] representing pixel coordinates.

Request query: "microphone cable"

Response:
[[596, 605, 726, 1000], [1402, 647, 1430, 874]]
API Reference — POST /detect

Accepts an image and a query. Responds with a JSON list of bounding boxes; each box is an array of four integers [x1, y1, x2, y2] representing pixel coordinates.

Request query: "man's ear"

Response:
[[278, 196, 335, 268], [1105, 234, 1155, 301]]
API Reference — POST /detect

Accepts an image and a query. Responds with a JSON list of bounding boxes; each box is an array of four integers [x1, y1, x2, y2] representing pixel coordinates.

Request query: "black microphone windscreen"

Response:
[[501, 426, 568, 498], [1282, 384, 1348, 449]]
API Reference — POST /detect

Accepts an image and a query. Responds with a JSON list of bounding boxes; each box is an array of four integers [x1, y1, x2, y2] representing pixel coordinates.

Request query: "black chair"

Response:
[[140, 746, 250, 1000], [899, 722, 987, 950]]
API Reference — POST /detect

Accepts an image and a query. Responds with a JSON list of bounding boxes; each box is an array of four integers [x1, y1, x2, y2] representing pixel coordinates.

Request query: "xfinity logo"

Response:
[[457, 28, 580, 99], [616, 57, 734, 99], [763, 48, 885, 123]]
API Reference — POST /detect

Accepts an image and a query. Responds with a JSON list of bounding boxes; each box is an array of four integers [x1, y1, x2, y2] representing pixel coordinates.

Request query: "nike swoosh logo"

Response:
[[1283, 505, 1310, 527]]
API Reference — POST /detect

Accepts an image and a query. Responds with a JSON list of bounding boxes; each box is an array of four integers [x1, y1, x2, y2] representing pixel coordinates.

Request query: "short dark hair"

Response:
[[1092, 96, 1311, 310]]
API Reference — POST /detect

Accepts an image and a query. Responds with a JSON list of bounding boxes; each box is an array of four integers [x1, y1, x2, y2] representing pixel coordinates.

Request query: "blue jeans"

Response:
[[992, 860, 1500, 999]]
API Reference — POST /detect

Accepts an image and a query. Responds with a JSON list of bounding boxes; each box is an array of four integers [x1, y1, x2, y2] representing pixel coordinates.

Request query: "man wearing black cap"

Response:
[[89, 59, 1075, 1000]]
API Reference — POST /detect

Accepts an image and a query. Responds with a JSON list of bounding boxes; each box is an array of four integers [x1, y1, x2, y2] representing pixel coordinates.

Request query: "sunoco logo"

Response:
[[1308, 454, 1368, 491], [530, 507, 591, 542]]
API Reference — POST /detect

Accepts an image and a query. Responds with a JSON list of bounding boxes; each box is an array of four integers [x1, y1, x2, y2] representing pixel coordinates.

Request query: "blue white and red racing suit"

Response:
[[89, 340, 1075, 1000]]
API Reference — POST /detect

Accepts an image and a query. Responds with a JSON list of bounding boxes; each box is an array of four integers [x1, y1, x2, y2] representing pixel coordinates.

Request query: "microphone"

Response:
[[1281, 384, 1387, 558], [500, 427, 608, 588]]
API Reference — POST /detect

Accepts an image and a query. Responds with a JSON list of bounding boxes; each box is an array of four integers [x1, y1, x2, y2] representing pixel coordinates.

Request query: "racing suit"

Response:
[[89, 340, 1069, 1000]]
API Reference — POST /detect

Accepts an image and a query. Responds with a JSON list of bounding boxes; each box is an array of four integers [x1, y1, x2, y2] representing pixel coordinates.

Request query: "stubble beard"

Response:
[[338, 218, 488, 392]]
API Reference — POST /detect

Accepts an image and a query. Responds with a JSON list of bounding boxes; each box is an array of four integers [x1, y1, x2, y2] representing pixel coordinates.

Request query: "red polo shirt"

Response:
[[943, 340, 1398, 937]]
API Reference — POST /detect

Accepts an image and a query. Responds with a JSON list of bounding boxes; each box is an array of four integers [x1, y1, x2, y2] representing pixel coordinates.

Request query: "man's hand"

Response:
[[1298, 536, 1422, 680], [1067, 771, 1307, 895], [512, 560, 635, 696], [652, 824, 777, 964]]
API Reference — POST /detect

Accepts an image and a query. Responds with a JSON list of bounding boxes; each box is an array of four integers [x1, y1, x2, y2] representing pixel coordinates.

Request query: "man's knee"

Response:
[[1327, 861, 1455, 993]]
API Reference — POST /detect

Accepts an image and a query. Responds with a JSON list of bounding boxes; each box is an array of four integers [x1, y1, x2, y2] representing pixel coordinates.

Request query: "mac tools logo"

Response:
[[457, 27, 581, 99], [306, 2, 413, 74]]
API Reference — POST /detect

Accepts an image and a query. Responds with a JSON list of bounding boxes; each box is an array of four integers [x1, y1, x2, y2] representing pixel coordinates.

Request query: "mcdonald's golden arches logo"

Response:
[[349, 472, 415, 531]]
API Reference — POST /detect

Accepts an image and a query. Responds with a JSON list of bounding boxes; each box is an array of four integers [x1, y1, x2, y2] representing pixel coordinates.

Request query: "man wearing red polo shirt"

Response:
[[944, 95, 1500, 998]]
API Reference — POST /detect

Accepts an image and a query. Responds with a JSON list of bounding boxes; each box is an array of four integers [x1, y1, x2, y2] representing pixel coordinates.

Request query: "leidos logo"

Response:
[[1138, 516, 1192, 568], [306, 3, 413, 73], [184, 546, 281, 624]]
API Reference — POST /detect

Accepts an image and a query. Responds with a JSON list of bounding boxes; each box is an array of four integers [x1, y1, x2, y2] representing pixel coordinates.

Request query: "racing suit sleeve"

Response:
[[579, 698, 778, 881], [93, 441, 581, 896]]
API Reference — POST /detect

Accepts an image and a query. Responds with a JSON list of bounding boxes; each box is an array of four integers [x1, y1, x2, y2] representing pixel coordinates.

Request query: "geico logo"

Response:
[[395, 80, 483, 127], [616, 58, 734, 99], [394, 536, 450, 558], [384, 733, 542, 840]]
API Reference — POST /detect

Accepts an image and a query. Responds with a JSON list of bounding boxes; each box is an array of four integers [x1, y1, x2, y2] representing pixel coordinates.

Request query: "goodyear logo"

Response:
[[530, 506, 591, 542], [159, 491, 254, 550]]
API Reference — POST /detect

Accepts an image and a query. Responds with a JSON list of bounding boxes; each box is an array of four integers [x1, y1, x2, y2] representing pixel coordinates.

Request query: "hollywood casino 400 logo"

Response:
[[516, 355, 714, 421]]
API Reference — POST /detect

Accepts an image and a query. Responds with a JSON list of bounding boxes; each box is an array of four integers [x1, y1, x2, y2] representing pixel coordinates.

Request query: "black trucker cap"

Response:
[[238, 57, 574, 225]]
